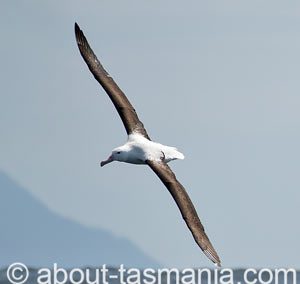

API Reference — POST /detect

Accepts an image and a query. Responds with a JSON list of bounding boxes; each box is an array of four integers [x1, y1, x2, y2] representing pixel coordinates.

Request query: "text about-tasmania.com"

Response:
[[3, 263, 298, 284]]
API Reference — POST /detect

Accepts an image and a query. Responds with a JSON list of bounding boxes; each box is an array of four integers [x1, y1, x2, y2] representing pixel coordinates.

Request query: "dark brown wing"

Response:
[[147, 159, 221, 266], [74, 23, 150, 140]]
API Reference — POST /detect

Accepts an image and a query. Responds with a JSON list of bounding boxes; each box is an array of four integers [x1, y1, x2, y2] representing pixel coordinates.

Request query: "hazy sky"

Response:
[[1, 0, 299, 268]]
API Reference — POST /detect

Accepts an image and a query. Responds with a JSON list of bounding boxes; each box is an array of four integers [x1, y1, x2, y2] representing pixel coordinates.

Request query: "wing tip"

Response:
[[74, 22, 87, 49], [203, 247, 221, 267], [74, 22, 81, 38], [74, 22, 82, 39]]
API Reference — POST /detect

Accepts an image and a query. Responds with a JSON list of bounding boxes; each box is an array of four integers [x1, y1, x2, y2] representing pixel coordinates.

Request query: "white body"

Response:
[[101, 133, 184, 166], [126, 134, 184, 163]]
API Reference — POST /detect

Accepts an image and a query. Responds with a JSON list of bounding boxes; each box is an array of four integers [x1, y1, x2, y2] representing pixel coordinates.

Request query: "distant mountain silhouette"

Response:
[[0, 171, 159, 268]]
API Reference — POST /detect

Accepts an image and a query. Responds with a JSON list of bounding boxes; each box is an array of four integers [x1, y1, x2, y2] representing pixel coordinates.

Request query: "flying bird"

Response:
[[74, 22, 221, 266]]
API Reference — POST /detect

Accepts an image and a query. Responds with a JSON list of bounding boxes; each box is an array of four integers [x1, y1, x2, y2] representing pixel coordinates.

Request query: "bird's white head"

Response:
[[100, 146, 129, 167]]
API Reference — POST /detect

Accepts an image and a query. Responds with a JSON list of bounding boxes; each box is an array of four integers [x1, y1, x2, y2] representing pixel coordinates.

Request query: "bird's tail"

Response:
[[174, 149, 185, 160], [169, 147, 185, 160]]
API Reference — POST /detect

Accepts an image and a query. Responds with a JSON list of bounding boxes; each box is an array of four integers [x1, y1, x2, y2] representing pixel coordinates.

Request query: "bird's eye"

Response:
[[117, 151, 121, 154]]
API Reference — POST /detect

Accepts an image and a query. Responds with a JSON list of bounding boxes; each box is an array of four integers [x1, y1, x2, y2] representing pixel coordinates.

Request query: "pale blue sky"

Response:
[[1, 0, 299, 268]]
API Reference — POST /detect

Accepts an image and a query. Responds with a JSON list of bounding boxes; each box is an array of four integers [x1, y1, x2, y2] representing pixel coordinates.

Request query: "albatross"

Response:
[[74, 23, 221, 266]]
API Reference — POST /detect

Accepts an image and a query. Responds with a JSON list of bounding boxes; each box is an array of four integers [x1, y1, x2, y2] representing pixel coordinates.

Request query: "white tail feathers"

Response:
[[174, 149, 185, 160], [164, 147, 185, 162]]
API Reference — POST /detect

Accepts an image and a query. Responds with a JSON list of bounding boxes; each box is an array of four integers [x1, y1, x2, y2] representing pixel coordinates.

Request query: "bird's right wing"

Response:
[[146, 159, 221, 266], [75, 23, 150, 140]]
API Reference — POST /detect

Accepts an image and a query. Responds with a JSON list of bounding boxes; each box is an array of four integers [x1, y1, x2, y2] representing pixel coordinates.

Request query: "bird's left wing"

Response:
[[146, 159, 221, 266], [74, 23, 150, 140]]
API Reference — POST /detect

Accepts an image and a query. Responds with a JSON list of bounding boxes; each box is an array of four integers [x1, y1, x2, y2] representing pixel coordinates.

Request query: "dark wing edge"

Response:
[[146, 160, 221, 266], [74, 23, 150, 140]]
